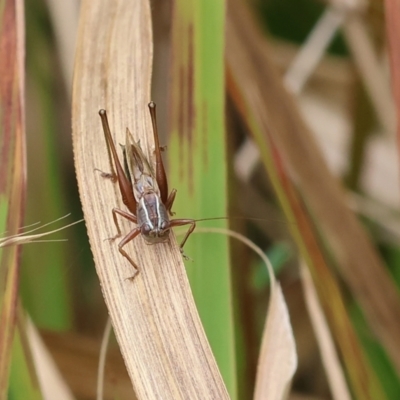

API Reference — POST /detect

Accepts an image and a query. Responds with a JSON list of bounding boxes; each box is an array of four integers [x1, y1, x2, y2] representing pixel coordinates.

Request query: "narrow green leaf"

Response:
[[169, 1, 237, 397], [20, 0, 73, 330]]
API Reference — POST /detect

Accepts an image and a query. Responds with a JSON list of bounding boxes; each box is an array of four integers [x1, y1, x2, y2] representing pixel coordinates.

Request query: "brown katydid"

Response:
[[98, 102, 196, 278]]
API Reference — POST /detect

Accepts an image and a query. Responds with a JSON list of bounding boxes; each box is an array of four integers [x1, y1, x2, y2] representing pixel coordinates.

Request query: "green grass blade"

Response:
[[20, 0, 73, 330], [168, 1, 237, 398]]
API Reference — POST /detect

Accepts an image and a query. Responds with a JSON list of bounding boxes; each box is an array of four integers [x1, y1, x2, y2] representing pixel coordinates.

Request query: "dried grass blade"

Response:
[[384, 0, 400, 144], [300, 261, 351, 400], [254, 284, 296, 400], [0, 0, 26, 396], [72, 1, 228, 398]]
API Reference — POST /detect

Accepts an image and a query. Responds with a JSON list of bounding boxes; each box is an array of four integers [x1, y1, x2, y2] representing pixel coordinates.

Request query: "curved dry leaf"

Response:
[[191, 228, 297, 400], [72, 1, 228, 398], [254, 284, 297, 400]]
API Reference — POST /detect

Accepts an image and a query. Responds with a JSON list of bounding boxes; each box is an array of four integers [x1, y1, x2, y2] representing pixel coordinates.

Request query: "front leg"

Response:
[[110, 208, 137, 240], [117, 227, 142, 279], [169, 219, 196, 256]]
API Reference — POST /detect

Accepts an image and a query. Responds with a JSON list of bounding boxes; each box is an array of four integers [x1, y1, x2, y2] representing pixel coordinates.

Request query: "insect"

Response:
[[98, 102, 196, 278]]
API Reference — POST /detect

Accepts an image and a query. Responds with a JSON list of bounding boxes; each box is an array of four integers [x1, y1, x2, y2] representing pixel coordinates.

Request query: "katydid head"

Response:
[[137, 192, 171, 244], [140, 219, 171, 244]]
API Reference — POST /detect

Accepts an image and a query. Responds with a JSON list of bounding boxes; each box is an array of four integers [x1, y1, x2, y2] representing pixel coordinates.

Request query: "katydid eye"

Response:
[[160, 221, 168, 230], [142, 224, 152, 235]]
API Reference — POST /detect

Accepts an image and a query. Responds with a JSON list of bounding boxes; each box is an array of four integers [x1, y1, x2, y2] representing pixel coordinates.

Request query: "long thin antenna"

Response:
[[193, 216, 295, 226]]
